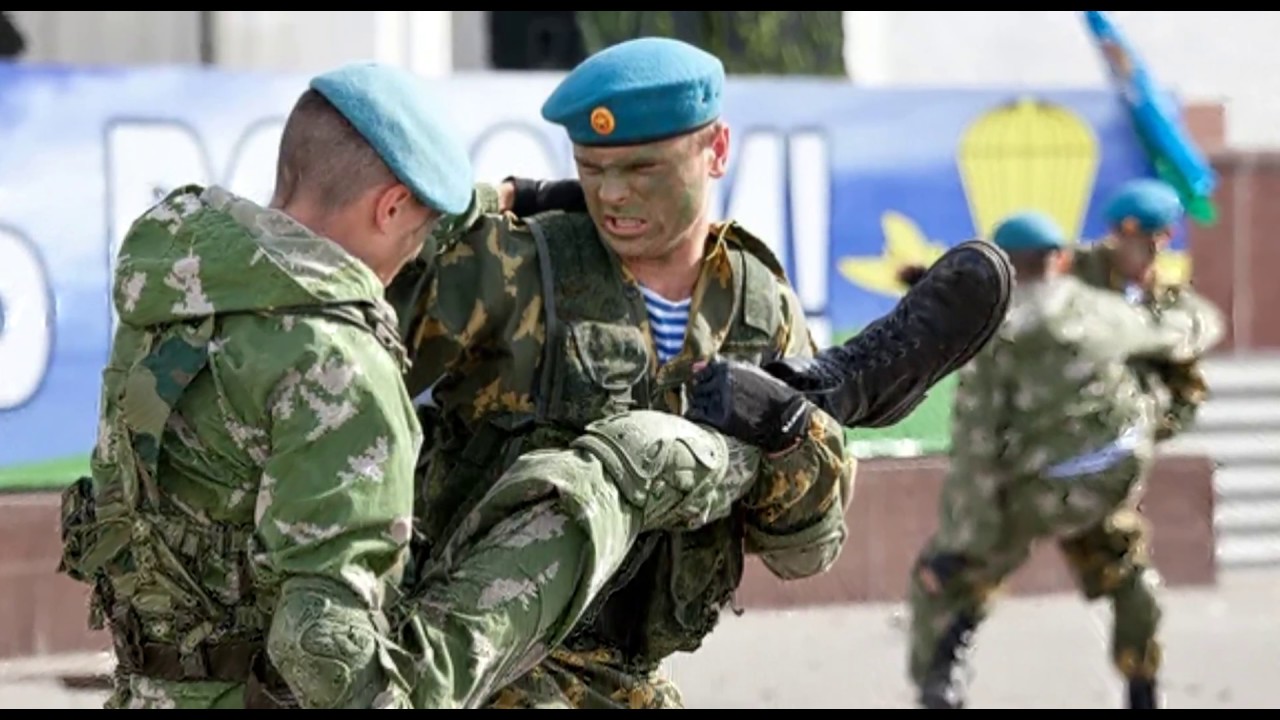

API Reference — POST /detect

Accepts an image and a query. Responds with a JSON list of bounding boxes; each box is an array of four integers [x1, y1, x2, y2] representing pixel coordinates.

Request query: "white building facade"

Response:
[[7, 11, 1278, 147]]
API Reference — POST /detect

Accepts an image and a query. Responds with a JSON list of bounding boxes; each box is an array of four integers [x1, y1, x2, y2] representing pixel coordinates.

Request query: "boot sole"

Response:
[[857, 240, 1014, 428], [926, 238, 1014, 381]]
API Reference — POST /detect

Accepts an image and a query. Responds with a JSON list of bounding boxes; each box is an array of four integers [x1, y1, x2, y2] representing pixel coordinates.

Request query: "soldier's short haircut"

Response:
[[272, 88, 397, 210]]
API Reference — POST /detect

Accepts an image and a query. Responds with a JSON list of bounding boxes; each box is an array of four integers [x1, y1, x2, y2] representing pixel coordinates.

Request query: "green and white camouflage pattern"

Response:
[[936, 273, 1222, 554], [1072, 241, 1219, 440], [394, 409, 766, 708], [59, 185, 422, 709], [907, 271, 1224, 687]]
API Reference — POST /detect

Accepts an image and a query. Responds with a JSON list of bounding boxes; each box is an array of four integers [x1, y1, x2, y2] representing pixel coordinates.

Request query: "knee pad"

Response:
[[571, 410, 760, 530]]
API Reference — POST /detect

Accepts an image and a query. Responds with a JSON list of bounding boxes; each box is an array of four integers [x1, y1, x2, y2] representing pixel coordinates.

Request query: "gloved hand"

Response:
[[684, 359, 814, 455], [502, 176, 587, 216]]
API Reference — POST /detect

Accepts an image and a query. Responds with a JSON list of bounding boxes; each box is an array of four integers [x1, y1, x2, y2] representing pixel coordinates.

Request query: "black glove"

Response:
[[761, 353, 872, 426], [684, 360, 814, 455], [503, 177, 587, 217]]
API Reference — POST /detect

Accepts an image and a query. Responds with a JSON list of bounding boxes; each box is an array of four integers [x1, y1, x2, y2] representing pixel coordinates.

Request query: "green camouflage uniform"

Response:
[[58, 185, 422, 709], [386, 186, 856, 709], [1072, 240, 1215, 440], [907, 272, 1224, 688]]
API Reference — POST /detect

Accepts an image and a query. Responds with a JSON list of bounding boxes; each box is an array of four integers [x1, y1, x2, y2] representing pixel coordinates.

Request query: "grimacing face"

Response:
[[573, 122, 730, 262]]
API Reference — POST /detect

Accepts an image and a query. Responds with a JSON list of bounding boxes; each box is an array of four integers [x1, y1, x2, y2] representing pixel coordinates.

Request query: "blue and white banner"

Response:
[[0, 64, 1166, 479]]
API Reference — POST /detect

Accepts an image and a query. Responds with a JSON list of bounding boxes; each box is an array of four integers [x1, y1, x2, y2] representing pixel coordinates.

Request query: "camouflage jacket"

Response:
[[1072, 240, 1225, 439], [939, 274, 1224, 556], [386, 185, 854, 707], [59, 185, 421, 709]]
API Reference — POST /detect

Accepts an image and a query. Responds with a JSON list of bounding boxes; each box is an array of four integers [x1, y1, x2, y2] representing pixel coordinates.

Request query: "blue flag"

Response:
[[1081, 10, 1218, 225]]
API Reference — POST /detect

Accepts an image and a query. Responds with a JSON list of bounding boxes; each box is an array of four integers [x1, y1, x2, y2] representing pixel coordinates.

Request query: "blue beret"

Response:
[[541, 37, 725, 147], [991, 211, 1066, 252], [1104, 178, 1184, 233], [310, 61, 473, 215]]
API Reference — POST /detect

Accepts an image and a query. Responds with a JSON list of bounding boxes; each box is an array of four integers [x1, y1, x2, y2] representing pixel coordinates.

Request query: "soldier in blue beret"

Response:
[[904, 206, 1223, 710], [382, 37, 1015, 709], [1070, 178, 1184, 311], [991, 209, 1067, 252], [1075, 177, 1184, 299], [1071, 176, 1219, 437], [68, 61, 479, 709]]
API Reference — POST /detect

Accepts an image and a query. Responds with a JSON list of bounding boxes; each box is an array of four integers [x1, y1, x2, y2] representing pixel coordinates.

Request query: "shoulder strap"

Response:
[[525, 217, 561, 423], [523, 212, 641, 417]]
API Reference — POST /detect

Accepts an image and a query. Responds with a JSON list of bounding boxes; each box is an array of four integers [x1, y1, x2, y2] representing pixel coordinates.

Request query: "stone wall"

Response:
[[0, 454, 1216, 659]]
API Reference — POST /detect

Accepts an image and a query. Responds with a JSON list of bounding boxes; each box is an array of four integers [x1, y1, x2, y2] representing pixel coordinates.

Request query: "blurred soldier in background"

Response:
[[904, 210, 1224, 710], [900, 178, 1218, 442], [1073, 178, 1215, 442]]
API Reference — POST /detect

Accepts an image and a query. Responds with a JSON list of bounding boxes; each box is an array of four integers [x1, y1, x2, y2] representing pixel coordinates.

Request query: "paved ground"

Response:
[[4, 569, 1278, 709]]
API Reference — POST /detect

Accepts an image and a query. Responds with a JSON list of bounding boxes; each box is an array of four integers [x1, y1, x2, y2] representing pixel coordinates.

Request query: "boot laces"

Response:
[[844, 306, 921, 372]]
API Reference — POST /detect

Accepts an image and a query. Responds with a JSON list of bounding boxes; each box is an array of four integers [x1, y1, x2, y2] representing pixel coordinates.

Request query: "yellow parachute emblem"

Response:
[[838, 95, 1192, 296], [838, 212, 947, 298]]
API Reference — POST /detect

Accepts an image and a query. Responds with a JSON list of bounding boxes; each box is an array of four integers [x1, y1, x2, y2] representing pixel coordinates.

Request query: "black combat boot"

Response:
[[764, 239, 1013, 428], [1127, 678, 1159, 709], [918, 614, 979, 709]]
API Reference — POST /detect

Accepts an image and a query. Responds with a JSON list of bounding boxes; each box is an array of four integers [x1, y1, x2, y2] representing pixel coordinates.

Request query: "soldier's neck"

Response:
[[623, 223, 710, 302], [281, 198, 395, 285]]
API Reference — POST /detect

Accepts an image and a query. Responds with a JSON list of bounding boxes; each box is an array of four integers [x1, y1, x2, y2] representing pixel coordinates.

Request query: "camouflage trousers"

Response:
[[399, 410, 759, 709], [907, 453, 1163, 690], [108, 491, 691, 711], [402, 496, 688, 710]]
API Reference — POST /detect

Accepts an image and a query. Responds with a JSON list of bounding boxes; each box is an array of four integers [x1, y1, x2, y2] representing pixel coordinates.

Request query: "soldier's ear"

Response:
[[372, 182, 418, 234], [707, 123, 730, 179]]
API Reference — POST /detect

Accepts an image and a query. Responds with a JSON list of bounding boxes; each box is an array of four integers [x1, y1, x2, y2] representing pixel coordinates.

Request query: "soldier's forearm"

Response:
[[1153, 288, 1226, 359], [745, 409, 855, 579]]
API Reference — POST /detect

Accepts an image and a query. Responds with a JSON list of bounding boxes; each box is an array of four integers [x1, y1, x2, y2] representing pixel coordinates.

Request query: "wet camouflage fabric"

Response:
[[386, 186, 855, 708], [64, 185, 421, 709], [1072, 241, 1219, 439], [907, 274, 1224, 685]]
